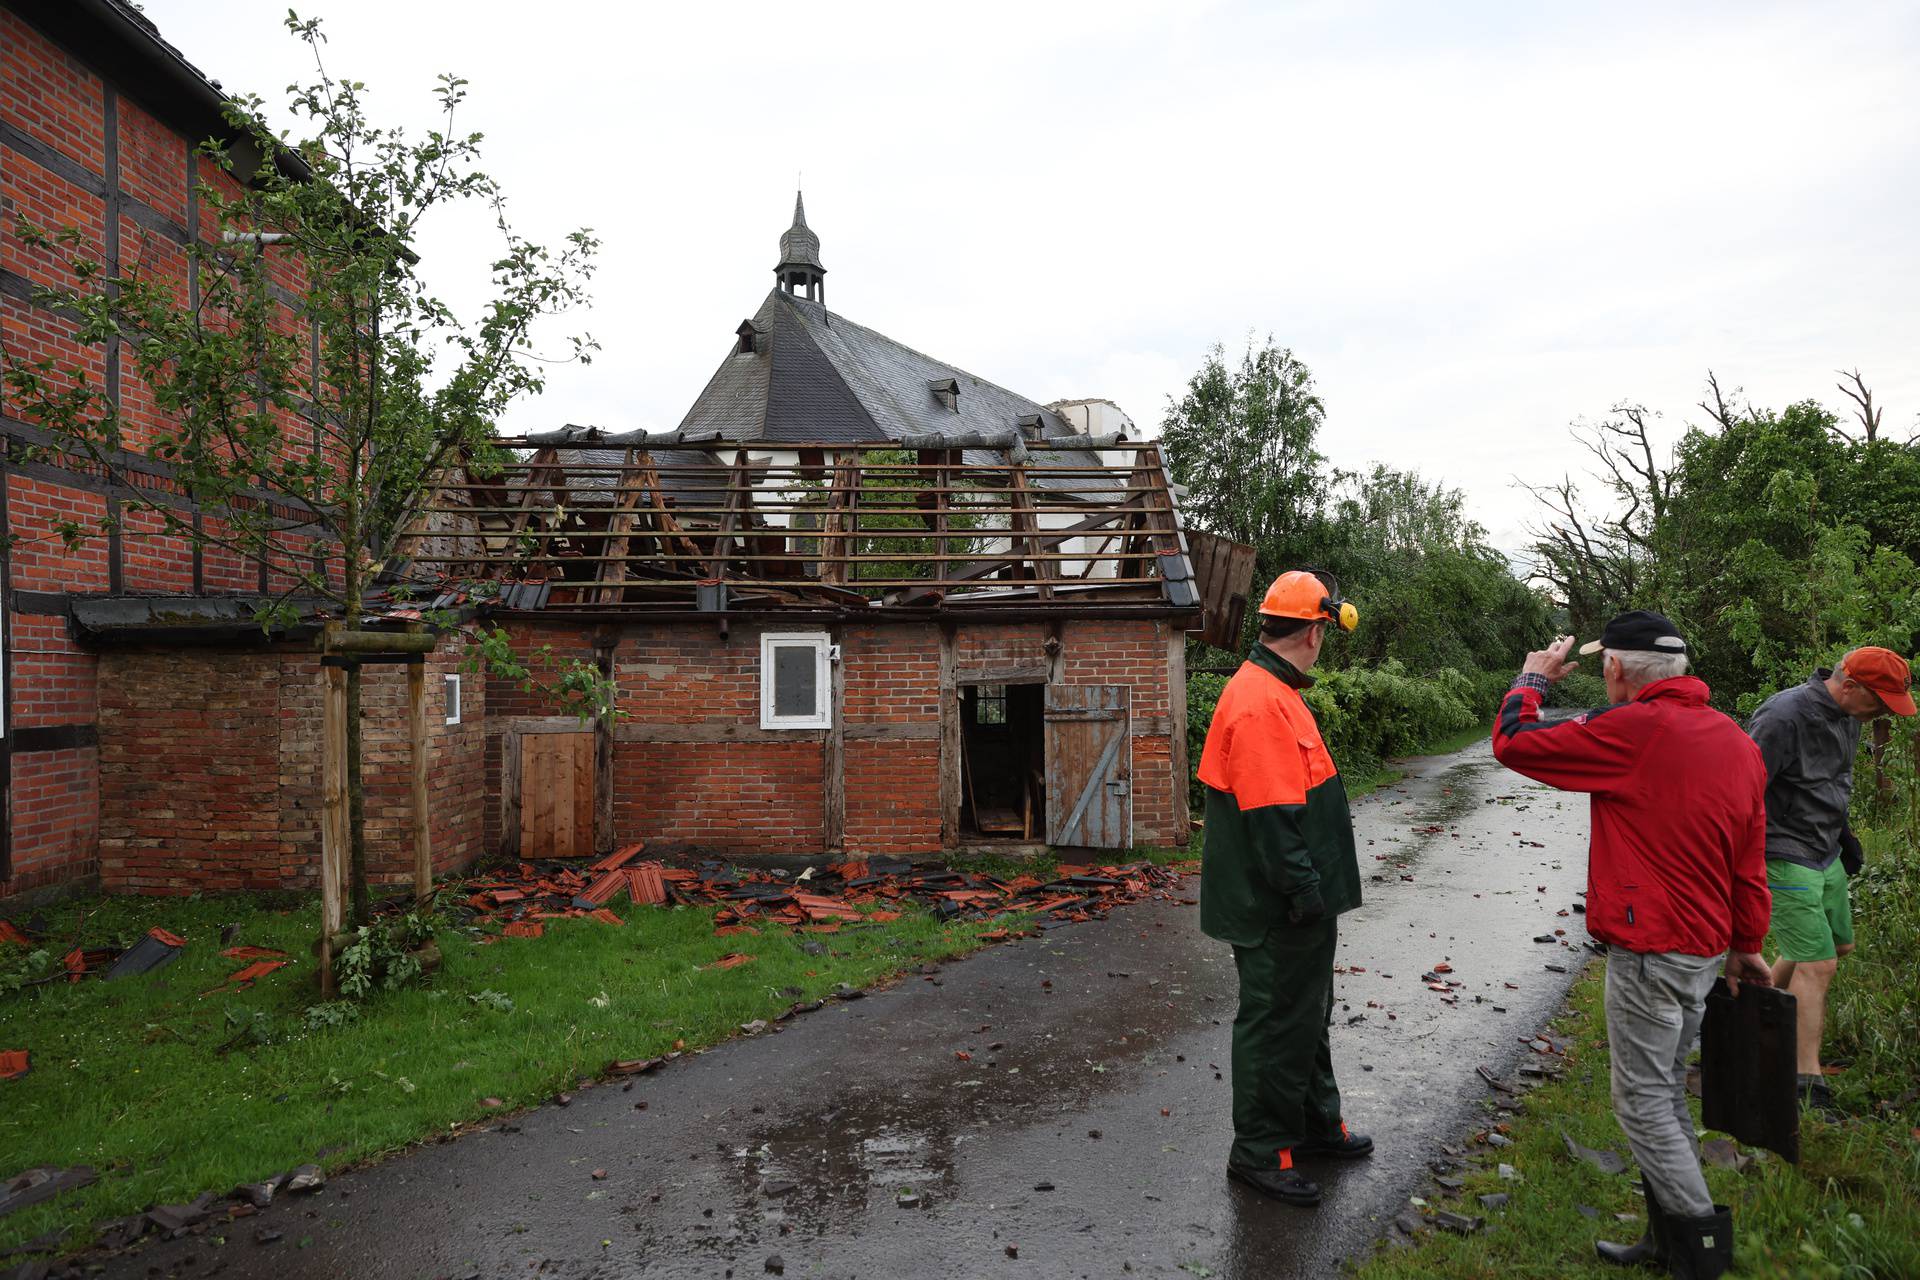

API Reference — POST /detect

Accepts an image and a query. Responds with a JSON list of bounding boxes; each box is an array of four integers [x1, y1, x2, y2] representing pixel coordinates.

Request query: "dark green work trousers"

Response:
[[1229, 918, 1343, 1167]]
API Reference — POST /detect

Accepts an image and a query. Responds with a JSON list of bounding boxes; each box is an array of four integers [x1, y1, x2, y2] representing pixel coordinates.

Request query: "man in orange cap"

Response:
[[1747, 646, 1915, 1114], [1198, 570, 1368, 1208]]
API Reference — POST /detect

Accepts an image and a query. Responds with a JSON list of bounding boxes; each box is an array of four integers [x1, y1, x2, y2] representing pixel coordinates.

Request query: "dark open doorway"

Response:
[[959, 683, 1045, 839]]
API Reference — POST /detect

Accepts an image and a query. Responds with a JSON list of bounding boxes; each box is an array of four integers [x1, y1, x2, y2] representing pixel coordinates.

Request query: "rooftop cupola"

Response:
[[775, 190, 825, 303]]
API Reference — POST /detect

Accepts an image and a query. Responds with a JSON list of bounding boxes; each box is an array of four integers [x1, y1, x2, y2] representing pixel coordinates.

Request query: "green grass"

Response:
[[0, 887, 1019, 1251], [1354, 824, 1920, 1280]]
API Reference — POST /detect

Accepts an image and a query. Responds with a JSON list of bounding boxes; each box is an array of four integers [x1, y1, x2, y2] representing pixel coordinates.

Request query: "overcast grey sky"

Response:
[[142, 0, 1920, 549]]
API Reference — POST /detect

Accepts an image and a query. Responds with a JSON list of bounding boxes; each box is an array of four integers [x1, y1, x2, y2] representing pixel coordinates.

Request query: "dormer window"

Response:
[[1016, 412, 1046, 439], [734, 321, 759, 356], [929, 377, 959, 413]]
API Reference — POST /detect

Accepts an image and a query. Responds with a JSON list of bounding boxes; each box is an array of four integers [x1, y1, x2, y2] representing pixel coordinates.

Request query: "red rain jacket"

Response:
[[1492, 675, 1770, 957]]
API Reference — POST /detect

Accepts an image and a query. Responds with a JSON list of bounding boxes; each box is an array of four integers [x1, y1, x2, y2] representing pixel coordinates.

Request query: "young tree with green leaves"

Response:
[[3, 14, 606, 924]]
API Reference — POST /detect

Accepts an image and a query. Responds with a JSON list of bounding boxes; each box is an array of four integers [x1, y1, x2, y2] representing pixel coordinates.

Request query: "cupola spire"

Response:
[[775, 190, 825, 303]]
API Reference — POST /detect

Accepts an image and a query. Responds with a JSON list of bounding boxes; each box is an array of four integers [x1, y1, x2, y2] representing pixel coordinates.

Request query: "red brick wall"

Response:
[[481, 617, 1183, 860], [95, 640, 487, 895], [1, 10, 340, 902]]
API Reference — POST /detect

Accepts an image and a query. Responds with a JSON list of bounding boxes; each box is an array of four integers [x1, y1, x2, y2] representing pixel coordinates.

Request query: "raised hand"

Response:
[[1521, 634, 1581, 684]]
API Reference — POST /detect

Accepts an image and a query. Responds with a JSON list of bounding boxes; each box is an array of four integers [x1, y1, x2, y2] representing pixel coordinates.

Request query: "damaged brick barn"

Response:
[[0, 0, 1253, 912], [427, 197, 1253, 862]]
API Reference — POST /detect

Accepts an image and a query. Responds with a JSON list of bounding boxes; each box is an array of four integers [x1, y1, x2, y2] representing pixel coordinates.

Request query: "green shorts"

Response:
[[1766, 857, 1853, 963]]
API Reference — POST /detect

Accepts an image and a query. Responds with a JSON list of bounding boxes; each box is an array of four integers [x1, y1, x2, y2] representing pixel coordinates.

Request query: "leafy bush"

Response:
[[334, 911, 439, 1000], [0, 947, 60, 998], [1304, 660, 1479, 781], [1187, 659, 1482, 807]]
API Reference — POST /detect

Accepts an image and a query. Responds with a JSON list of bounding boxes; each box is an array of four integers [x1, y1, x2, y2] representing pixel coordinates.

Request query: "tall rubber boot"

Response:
[[1666, 1205, 1733, 1280], [1596, 1177, 1667, 1266]]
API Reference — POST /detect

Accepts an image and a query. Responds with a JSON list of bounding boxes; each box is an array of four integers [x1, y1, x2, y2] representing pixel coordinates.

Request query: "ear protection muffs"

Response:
[[1313, 571, 1360, 632]]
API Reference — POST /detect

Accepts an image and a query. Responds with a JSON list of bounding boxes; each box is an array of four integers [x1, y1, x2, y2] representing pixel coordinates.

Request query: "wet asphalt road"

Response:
[[93, 737, 1593, 1280]]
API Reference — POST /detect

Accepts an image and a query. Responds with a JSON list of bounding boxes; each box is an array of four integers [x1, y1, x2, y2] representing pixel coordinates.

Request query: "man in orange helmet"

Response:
[[1199, 569, 1369, 1208]]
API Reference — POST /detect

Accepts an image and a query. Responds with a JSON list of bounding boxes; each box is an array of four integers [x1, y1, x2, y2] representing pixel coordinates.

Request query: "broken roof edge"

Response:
[[66, 595, 473, 648], [507, 425, 1141, 453], [486, 601, 1202, 625]]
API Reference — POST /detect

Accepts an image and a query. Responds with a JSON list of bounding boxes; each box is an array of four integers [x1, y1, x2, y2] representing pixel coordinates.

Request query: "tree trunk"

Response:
[[346, 661, 371, 925]]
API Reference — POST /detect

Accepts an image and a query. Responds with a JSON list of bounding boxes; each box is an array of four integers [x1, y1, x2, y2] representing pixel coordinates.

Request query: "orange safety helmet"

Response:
[[1258, 570, 1359, 632]]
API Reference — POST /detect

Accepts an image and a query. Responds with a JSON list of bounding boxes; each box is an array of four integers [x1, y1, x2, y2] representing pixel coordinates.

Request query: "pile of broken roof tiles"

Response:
[[450, 844, 1192, 938]]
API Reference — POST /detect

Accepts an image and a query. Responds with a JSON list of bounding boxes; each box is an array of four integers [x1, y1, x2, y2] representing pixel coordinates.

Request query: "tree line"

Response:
[[1164, 338, 1918, 805]]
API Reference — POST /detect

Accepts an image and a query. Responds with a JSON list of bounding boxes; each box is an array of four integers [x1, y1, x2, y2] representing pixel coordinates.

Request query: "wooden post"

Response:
[[823, 624, 846, 853], [319, 626, 349, 997], [938, 623, 961, 847], [593, 638, 616, 855], [407, 626, 432, 901], [1167, 623, 1191, 836], [500, 729, 523, 858]]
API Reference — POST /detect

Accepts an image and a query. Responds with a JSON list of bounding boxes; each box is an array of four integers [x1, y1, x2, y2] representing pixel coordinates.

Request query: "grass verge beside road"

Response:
[[1355, 825, 1920, 1280], [0, 888, 1019, 1253]]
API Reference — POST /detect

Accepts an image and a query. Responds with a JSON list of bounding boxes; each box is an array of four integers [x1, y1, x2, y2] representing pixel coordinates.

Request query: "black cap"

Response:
[[1578, 609, 1688, 657]]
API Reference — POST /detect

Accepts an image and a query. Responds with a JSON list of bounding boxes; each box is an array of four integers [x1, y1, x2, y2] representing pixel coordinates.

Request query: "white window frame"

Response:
[[760, 632, 833, 730], [444, 673, 462, 726]]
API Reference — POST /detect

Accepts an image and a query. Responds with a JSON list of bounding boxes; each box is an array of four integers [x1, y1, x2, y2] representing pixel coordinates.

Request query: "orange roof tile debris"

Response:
[[431, 851, 1195, 952], [0, 1049, 28, 1081]]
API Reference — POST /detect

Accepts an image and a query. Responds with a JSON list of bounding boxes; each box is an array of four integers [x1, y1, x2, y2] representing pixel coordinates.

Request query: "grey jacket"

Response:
[[1746, 671, 1861, 870]]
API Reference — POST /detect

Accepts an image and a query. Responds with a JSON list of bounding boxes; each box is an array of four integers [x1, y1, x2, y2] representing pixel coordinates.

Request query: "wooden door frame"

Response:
[[1042, 683, 1134, 850], [496, 717, 596, 858]]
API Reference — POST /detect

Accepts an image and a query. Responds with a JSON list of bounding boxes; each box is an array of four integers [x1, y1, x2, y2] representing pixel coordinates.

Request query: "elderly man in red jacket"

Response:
[[1493, 611, 1771, 1280]]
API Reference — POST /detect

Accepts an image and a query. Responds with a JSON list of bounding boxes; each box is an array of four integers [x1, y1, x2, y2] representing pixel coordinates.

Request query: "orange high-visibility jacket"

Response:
[[1197, 646, 1361, 946]]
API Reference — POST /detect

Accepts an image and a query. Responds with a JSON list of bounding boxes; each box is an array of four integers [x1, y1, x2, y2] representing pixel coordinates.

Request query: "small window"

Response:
[[975, 683, 1007, 725], [444, 673, 462, 726], [760, 632, 832, 730]]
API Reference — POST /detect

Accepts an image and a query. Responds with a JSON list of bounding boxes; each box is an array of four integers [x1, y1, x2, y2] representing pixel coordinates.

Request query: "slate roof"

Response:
[[678, 288, 1076, 447], [776, 192, 824, 271]]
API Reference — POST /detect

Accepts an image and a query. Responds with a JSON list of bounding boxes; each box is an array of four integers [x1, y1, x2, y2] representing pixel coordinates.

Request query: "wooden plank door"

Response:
[[1044, 685, 1132, 850], [520, 732, 595, 858]]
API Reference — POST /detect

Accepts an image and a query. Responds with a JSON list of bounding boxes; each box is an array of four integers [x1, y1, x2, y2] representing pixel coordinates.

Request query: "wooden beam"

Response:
[[407, 630, 432, 901], [324, 629, 439, 654], [594, 448, 643, 605], [889, 495, 1149, 604], [1167, 625, 1190, 836], [593, 641, 616, 855], [500, 730, 522, 858], [819, 450, 855, 586], [319, 631, 348, 997], [938, 623, 961, 847], [706, 449, 751, 580], [822, 625, 846, 853]]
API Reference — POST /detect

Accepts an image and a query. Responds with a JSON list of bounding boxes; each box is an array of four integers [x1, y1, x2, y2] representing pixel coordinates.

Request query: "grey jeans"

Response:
[[1604, 948, 1722, 1219]]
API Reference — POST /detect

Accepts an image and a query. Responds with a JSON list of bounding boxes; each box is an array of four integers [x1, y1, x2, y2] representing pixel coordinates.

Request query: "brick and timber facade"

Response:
[[482, 618, 1189, 861], [1, 14, 1227, 901], [1, 1, 339, 905]]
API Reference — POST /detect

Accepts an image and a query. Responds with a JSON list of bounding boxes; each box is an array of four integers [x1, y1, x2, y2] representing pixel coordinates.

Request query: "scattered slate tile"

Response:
[[146, 1193, 215, 1234], [284, 1165, 324, 1194], [0, 1167, 98, 1220], [1701, 1137, 1752, 1171], [1562, 1132, 1628, 1175], [1433, 1211, 1483, 1235], [1575, 1203, 1600, 1219], [1478, 1193, 1510, 1210]]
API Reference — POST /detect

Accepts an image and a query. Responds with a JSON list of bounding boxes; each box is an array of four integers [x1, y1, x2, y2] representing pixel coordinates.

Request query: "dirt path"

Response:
[[93, 737, 1592, 1278]]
